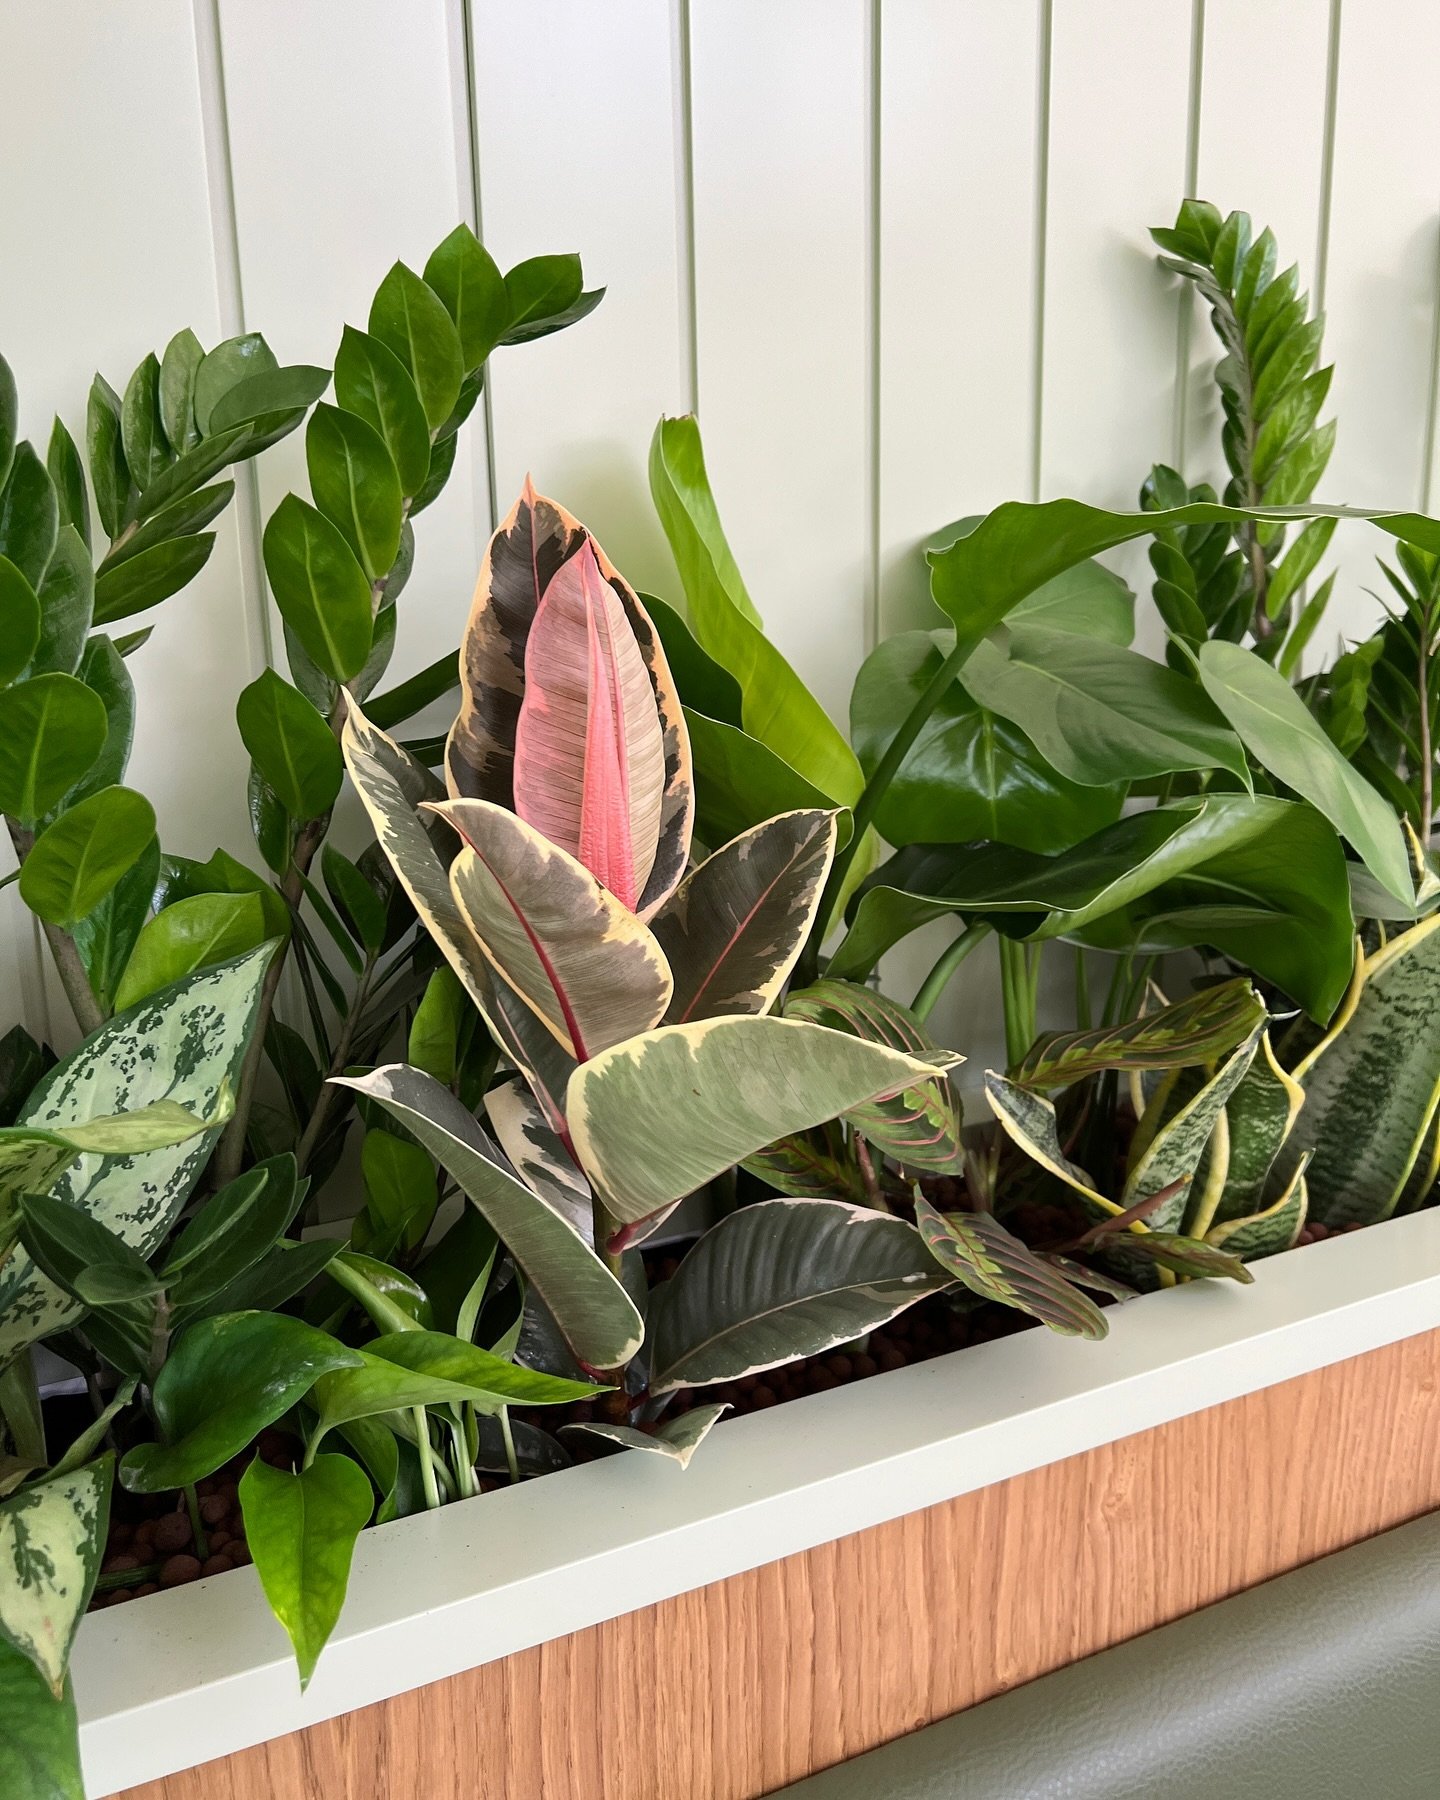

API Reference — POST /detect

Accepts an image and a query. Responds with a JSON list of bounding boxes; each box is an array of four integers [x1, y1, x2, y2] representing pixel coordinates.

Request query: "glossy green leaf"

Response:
[[0, 353, 14, 495], [18, 786, 155, 927], [644, 590, 744, 725], [914, 1197, 1107, 1338], [0, 442, 57, 590], [97, 480, 234, 573], [71, 838, 160, 1015], [0, 1639, 82, 1800], [647, 1199, 947, 1392], [161, 1155, 301, 1304], [113, 892, 269, 1011], [262, 494, 373, 682], [175, 1235, 341, 1331], [67, 634, 132, 798], [360, 1130, 435, 1254], [208, 363, 330, 433], [332, 326, 431, 498], [306, 402, 403, 581], [192, 333, 277, 434], [424, 225, 508, 370], [30, 527, 94, 680], [1013, 979, 1267, 1090], [0, 674, 106, 823], [120, 353, 169, 490], [500, 253, 592, 341], [130, 424, 251, 522], [0, 557, 40, 686], [86, 374, 132, 542], [1007, 555, 1136, 643], [92, 533, 215, 625], [156, 846, 289, 942], [684, 708, 845, 850], [240, 1453, 371, 1689], [18, 1191, 165, 1329], [236, 669, 342, 821], [368, 262, 463, 431], [321, 845, 387, 953], [158, 328, 204, 454], [0, 1455, 111, 1695]]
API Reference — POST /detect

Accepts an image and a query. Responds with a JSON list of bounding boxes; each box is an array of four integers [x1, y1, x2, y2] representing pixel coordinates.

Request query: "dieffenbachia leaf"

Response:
[[566, 1016, 962, 1225], [785, 980, 963, 1174], [239, 1453, 373, 1691], [913, 1198, 1107, 1339], [431, 797, 672, 1060], [1120, 1031, 1263, 1233], [652, 809, 837, 1023], [0, 947, 275, 1359], [1012, 979, 1267, 1091], [447, 482, 692, 916], [0, 1455, 111, 1696], [646, 1198, 947, 1392], [484, 1075, 591, 1235], [561, 1403, 729, 1469], [334, 1064, 643, 1369], [1207, 1160, 1309, 1260]]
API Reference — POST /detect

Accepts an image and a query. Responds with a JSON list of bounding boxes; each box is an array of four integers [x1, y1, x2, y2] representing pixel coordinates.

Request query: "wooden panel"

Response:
[[114, 1325, 1440, 1800], [470, 0, 689, 596]]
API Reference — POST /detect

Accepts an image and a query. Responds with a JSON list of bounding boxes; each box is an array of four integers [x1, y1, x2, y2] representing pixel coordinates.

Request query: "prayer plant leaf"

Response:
[[652, 809, 838, 1024], [1013, 979, 1267, 1091], [1117, 1231, 1253, 1284], [0, 1455, 111, 1696], [333, 1064, 643, 1369], [647, 1198, 947, 1392], [566, 1015, 962, 1225], [913, 1198, 1107, 1339], [561, 1403, 729, 1469], [742, 1130, 870, 1204]]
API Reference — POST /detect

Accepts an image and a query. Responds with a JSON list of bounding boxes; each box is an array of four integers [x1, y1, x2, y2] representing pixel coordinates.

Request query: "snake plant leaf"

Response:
[[0, 946, 274, 1360], [566, 1016, 962, 1225], [960, 627, 1250, 789], [447, 482, 693, 917], [1283, 913, 1440, 1226], [1013, 979, 1267, 1091], [1207, 1162, 1309, 1261], [239, 1453, 373, 1691], [485, 1075, 591, 1235], [1121, 1031, 1262, 1233], [0, 1454, 111, 1695], [913, 1198, 1107, 1340], [649, 416, 863, 808], [647, 1198, 947, 1392], [1197, 640, 1410, 903], [983, 1073, 1121, 1218], [742, 1130, 870, 1203], [851, 630, 1123, 851], [785, 980, 963, 1174], [1210, 1032, 1306, 1226], [652, 810, 837, 1024], [434, 798, 673, 1060], [561, 1403, 730, 1469], [334, 1065, 643, 1369]]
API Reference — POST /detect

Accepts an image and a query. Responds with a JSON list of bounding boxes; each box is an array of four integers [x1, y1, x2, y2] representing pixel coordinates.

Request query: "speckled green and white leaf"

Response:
[[1122, 1031, 1261, 1233], [651, 810, 837, 1023], [0, 949, 273, 1359], [485, 1074, 591, 1237], [561, 1402, 729, 1468], [983, 1072, 1120, 1217], [1207, 1161, 1308, 1261], [1012, 979, 1267, 1091], [1285, 914, 1440, 1226], [0, 1454, 111, 1695], [914, 1197, 1107, 1339], [743, 1129, 869, 1203], [567, 1016, 962, 1225], [786, 980, 963, 1174], [647, 1199, 948, 1392], [334, 1064, 642, 1369], [1213, 1031, 1305, 1225]]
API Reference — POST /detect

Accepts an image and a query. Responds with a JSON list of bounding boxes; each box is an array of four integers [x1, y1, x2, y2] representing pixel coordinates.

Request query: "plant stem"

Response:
[[498, 1406, 520, 1485], [998, 937, 1037, 1068], [5, 819, 106, 1037], [183, 1484, 210, 1561], [911, 922, 990, 1023], [293, 949, 379, 1176], [1420, 605, 1434, 844], [414, 1407, 442, 1509]]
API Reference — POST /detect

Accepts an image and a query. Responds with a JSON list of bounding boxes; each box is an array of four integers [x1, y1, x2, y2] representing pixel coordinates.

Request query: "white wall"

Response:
[[3, 0, 1438, 1065]]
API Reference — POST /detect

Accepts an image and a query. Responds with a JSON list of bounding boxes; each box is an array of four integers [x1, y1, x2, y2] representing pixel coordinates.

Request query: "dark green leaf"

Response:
[[192, 333, 277, 434], [120, 353, 170, 490], [158, 328, 204, 454], [236, 668, 342, 821], [501, 254, 603, 343], [365, 649, 459, 731], [97, 480, 234, 573], [262, 494, 373, 682], [19, 787, 155, 927], [70, 838, 159, 1015], [70, 635, 134, 799], [86, 375, 132, 542], [0, 443, 57, 590], [31, 528, 93, 677], [92, 533, 215, 626], [686, 709, 846, 851], [0, 674, 106, 822], [0, 558, 40, 687], [174, 1235, 340, 1330], [208, 364, 331, 433], [162, 1156, 301, 1305], [132, 425, 251, 522], [305, 402, 403, 580], [156, 846, 289, 941], [408, 427, 455, 515], [644, 591, 744, 726], [0, 1638, 82, 1800], [19, 1191, 162, 1315], [367, 262, 463, 431], [332, 326, 431, 498], [360, 1130, 435, 1254], [0, 354, 14, 496], [44, 419, 89, 551], [424, 225, 508, 370], [321, 845, 387, 952]]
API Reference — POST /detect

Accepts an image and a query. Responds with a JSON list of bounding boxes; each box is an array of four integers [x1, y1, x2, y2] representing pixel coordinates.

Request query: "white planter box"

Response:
[[75, 1208, 1440, 1796]]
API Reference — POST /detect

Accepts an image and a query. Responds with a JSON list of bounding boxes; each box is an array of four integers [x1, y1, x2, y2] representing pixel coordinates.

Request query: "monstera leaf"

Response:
[[0, 946, 274, 1358]]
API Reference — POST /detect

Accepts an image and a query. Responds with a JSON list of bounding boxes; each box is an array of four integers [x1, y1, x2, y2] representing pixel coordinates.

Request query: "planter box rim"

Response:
[[76, 1209, 1440, 1796]]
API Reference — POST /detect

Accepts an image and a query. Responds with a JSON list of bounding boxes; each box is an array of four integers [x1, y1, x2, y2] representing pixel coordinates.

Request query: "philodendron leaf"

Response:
[[0, 1455, 111, 1694], [647, 1198, 948, 1392], [0, 1638, 82, 1800], [1122, 1032, 1262, 1233], [566, 1015, 963, 1225], [913, 1198, 1107, 1339], [1014, 979, 1267, 1091], [1197, 638, 1410, 903], [113, 891, 269, 1011], [334, 1065, 643, 1369], [0, 947, 274, 1358], [652, 809, 837, 1023], [561, 1403, 730, 1469], [432, 797, 673, 1060], [0, 674, 107, 824], [18, 786, 156, 927], [240, 1453, 372, 1690], [119, 1312, 362, 1493]]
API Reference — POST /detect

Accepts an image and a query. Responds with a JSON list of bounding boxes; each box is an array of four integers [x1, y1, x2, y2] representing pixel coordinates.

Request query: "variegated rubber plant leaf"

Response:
[[1206, 1160, 1309, 1261], [646, 1198, 948, 1392], [1011, 978, 1266, 1091], [913, 1196, 1107, 1339], [445, 480, 693, 917], [1282, 913, 1440, 1225], [786, 980, 963, 1174], [651, 809, 837, 1022], [566, 1015, 962, 1225], [1121, 1029, 1262, 1235], [0, 947, 274, 1359], [561, 1403, 730, 1469], [0, 1454, 111, 1696]]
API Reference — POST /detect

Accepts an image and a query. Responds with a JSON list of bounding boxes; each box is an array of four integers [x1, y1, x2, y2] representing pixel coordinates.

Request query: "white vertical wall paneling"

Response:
[[1321, 0, 1440, 642], [217, 0, 490, 690], [688, 0, 873, 727], [0, 0, 260, 1045], [470, 0, 690, 598], [1178, 0, 1335, 484]]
